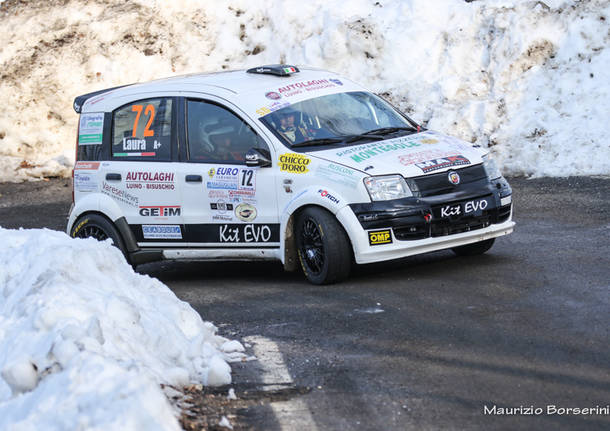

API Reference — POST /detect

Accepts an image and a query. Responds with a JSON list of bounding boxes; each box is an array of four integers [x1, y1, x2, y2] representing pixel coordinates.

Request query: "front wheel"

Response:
[[70, 214, 130, 263], [451, 238, 495, 256], [295, 207, 352, 285]]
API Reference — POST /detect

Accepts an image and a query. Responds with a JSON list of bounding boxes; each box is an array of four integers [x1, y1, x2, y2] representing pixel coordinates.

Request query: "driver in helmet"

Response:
[[277, 109, 312, 144]]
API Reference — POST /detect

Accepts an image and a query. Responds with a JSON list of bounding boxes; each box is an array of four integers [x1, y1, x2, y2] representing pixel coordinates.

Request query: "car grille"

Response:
[[393, 203, 512, 241], [405, 164, 488, 197]]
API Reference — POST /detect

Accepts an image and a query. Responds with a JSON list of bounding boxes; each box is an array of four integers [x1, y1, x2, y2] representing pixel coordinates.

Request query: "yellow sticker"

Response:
[[368, 230, 393, 246], [278, 153, 311, 174], [420, 138, 439, 145], [256, 107, 272, 117]]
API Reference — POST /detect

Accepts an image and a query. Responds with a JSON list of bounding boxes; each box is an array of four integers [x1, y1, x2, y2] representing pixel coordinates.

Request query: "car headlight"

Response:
[[482, 154, 502, 180], [364, 175, 412, 201]]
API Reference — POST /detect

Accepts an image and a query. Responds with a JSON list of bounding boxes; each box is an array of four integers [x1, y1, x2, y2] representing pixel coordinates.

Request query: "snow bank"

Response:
[[0, 0, 608, 179], [0, 228, 243, 430]]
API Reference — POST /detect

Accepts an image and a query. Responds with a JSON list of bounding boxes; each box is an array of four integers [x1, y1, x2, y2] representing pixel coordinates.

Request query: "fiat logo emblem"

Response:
[[448, 171, 460, 185]]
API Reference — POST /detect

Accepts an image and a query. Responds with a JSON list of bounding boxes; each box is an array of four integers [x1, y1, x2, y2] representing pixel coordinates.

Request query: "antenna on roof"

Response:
[[246, 64, 299, 77]]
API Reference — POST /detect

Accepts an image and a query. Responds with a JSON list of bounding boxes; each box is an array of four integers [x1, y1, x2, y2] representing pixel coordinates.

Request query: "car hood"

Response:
[[308, 131, 485, 178]]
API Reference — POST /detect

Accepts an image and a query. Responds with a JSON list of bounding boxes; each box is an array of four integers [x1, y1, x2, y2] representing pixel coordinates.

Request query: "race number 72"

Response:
[[131, 104, 156, 137], [241, 169, 254, 187]]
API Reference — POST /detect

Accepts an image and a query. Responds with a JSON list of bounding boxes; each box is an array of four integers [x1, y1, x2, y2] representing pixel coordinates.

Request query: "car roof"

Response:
[[77, 66, 363, 114]]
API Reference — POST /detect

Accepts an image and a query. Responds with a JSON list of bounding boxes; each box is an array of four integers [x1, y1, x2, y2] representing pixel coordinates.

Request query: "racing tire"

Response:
[[295, 207, 352, 285], [451, 238, 495, 256], [70, 214, 131, 264]]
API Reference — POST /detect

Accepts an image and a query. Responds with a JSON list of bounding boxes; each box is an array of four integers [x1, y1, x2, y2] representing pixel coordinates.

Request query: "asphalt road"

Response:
[[1, 177, 609, 430]]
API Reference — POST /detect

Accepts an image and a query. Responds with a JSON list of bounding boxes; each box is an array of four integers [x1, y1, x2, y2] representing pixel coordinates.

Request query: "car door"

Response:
[[177, 97, 280, 247], [100, 96, 186, 245]]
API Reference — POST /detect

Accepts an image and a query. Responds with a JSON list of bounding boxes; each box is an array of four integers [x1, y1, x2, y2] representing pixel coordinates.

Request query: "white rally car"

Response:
[[68, 64, 514, 284]]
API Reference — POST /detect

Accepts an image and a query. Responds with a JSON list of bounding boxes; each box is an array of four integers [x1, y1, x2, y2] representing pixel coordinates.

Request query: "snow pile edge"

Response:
[[0, 227, 243, 430]]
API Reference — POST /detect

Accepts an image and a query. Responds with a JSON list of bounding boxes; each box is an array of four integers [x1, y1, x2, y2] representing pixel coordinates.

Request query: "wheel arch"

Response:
[[70, 210, 139, 254], [67, 193, 125, 234], [281, 203, 354, 271]]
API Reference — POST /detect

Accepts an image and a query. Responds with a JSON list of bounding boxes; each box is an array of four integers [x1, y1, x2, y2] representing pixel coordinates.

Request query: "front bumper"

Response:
[[337, 177, 514, 264]]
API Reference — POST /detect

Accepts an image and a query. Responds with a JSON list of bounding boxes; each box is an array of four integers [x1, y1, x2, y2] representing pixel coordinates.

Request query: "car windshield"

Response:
[[259, 91, 418, 149]]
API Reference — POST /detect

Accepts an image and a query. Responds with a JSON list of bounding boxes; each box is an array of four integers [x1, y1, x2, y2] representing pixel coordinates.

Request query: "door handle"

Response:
[[106, 173, 121, 181], [185, 175, 202, 183]]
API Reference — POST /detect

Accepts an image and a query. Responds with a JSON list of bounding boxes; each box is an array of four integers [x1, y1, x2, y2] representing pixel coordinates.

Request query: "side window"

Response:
[[77, 112, 107, 161], [112, 98, 172, 161], [187, 99, 267, 163]]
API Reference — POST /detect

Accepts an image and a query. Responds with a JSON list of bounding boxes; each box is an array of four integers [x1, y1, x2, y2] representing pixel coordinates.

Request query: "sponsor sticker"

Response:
[[206, 167, 256, 194], [415, 155, 470, 173], [74, 172, 97, 193], [336, 137, 422, 163], [139, 205, 181, 217], [101, 182, 139, 207], [142, 225, 182, 239], [210, 201, 233, 213], [398, 149, 458, 166], [235, 203, 257, 222], [315, 163, 359, 188], [125, 171, 175, 191], [438, 197, 490, 218], [278, 153, 311, 174], [213, 215, 233, 222], [265, 91, 281, 100], [78, 113, 104, 145], [368, 230, 393, 246], [74, 161, 100, 170], [211, 201, 235, 221], [256, 101, 291, 117], [275, 78, 339, 98], [318, 189, 340, 204], [183, 224, 280, 243], [219, 224, 276, 243]]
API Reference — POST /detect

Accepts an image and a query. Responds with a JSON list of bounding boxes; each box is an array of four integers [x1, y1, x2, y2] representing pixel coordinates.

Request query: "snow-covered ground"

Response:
[[0, 0, 608, 181], [0, 227, 245, 430]]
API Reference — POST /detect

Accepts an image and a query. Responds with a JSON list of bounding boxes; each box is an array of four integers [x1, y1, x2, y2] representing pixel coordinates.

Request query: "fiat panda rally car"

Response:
[[68, 65, 514, 284]]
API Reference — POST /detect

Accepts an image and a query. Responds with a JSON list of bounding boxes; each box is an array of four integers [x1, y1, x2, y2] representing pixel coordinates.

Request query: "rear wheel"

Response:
[[70, 214, 130, 263], [295, 207, 352, 285], [451, 238, 495, 256]]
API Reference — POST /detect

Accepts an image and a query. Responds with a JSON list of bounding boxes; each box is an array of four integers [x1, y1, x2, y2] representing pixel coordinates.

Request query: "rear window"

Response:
[[112, 98, 173, 161]]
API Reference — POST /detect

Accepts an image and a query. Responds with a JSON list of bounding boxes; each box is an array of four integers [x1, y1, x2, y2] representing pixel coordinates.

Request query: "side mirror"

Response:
[[245, 148, 272, 167]]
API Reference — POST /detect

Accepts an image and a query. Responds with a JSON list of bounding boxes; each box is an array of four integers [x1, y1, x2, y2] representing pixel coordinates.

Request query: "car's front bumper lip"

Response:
[[358, 218, 514, 264]]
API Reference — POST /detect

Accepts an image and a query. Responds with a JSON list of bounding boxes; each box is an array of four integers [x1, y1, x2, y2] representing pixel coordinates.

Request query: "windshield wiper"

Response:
[[290, 137, 344, 147], [342, 133, 385, 143], [339, 126, 420, 144], [363, 126, 418, 136]]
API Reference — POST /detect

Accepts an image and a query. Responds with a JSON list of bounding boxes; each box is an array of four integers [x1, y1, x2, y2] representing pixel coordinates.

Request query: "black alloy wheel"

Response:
[[300, 217, 325, 275], [295, 206, 352, 285], [73, 224, 109, 241]]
